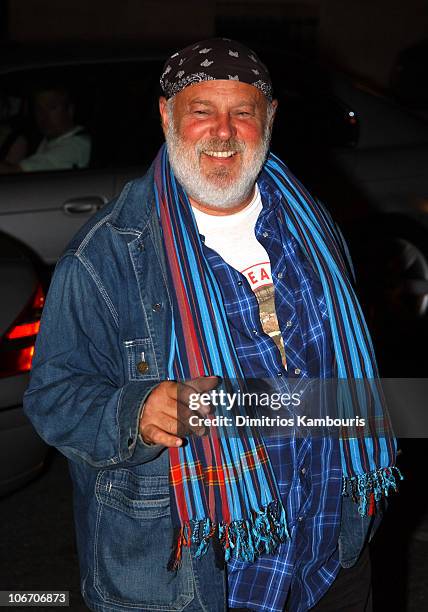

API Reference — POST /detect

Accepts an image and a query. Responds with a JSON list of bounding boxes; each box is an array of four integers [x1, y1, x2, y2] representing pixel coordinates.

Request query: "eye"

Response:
[[194, 110, 209, 116], [237, 111, 252, 117]]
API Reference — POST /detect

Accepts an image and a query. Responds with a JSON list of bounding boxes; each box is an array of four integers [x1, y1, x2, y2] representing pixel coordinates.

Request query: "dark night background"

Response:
[[1, 1, 427, 611]]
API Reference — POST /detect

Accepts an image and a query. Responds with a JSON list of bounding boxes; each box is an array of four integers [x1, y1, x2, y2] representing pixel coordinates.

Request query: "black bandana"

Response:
[[160, 38, 273, 101]]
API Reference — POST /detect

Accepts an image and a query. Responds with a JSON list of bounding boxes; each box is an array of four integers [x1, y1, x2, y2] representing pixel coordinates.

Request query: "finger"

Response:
[[144, 382, 175, 405], [155, 395, 205, 421], [175, 405, 206, 437], [179, 377, 220, 413], [145, 389, 179, 419], [189, 376, 220, 394], [156, 393, 180, 417], [142, 407, 205, 440], [140, 423, 182, 448], [141, 411, 181, 436]]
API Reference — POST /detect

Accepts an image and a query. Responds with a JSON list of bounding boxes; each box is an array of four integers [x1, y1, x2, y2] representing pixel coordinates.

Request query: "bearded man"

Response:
[[24, 39, 400, 612]]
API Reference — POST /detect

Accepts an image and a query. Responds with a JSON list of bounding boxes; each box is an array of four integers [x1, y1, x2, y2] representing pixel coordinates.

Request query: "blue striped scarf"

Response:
[[153, 145, 401, 567]]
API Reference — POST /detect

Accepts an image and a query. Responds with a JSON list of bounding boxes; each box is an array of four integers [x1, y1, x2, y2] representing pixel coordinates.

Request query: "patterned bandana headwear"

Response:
[[160, 37, 273, 101]]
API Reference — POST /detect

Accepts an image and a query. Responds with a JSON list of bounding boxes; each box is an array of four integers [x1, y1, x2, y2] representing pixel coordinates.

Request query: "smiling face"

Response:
[[159, 80, 277, 214]]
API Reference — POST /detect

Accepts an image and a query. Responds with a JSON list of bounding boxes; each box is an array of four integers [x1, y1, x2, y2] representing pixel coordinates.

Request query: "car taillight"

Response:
[[0, 284, 45, 378], [6, 320, 41, 340]]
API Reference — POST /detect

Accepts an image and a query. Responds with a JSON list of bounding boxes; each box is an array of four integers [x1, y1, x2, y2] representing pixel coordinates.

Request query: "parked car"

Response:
[[0, 45, 167, 269], [1, 44, 428, 492], [0, 231, 48, 496], [265, 51, 428, 374], [0, 45, 171, 494]]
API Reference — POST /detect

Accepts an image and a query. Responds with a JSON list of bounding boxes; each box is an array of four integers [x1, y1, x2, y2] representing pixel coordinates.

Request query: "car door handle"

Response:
[[62, 196, 105, 215]]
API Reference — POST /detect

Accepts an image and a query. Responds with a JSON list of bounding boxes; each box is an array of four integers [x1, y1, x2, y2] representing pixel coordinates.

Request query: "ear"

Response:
[[269, 98, 278, 128], [159, 96, 169, 134]]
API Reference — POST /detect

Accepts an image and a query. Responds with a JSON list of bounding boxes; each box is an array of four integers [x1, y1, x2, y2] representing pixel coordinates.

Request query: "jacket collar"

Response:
[[108, 160, 157, 234]]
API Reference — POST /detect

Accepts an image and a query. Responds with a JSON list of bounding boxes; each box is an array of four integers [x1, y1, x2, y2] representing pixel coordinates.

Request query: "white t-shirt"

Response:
[[192, 186, 287, 367], [192, 186, 272, 287], [20, 125, 91, 172]]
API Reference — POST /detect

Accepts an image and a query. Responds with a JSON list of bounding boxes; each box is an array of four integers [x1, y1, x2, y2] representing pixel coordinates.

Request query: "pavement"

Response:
[[0, 450, 86, 611], [1, 445, 427, 611]]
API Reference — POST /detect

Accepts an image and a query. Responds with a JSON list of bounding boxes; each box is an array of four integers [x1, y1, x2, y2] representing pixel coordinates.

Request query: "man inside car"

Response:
[[0, 84, 90, 174]]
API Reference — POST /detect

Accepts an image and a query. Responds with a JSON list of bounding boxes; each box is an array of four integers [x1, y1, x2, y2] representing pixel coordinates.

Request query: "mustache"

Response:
[[196, 138, 246, 155]]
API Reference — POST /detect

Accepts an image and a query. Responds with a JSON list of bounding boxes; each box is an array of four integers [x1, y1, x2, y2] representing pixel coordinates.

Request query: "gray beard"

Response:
[[165, 123, 271, 210]]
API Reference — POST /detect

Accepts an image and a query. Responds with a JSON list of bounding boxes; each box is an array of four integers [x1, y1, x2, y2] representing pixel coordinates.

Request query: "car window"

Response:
[[0, 59, 164, 176]]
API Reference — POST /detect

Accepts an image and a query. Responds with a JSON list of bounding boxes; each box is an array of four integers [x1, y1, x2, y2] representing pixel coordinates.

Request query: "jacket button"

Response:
[[152, 302, 162, 312], [137, 361, 149, 374]]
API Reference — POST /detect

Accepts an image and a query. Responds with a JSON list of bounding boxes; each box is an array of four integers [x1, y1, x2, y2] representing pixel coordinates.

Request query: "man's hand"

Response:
[[139, 376, 219, 447]]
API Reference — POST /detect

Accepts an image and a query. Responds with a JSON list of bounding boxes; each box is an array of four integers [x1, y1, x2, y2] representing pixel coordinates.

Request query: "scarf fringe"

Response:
[[167, 501, 289, 571], [342, 466, 403, 516]]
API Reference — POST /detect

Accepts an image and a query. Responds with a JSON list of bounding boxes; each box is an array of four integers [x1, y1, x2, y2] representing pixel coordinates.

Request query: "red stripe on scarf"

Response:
[[159, 194, 205, 376], [169, 447, 190, 523]]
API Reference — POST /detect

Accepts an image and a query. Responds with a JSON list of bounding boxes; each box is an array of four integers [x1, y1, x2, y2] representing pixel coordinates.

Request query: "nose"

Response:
[[211, 112, 236, 141]]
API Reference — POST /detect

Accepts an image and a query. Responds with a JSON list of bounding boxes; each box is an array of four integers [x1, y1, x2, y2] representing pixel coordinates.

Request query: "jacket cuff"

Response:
[[118, 381, 163, 464]]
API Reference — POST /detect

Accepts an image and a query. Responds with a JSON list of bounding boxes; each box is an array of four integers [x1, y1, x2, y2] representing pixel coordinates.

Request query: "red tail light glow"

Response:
[[0, 284, 45, 378], [15, 345, 35, 373], [6, 321, 41, 340]]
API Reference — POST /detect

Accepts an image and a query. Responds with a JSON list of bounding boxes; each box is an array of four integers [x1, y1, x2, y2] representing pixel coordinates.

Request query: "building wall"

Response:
[[216, 1, 319, 55], [6, 0, 427, 89], [7, 0, 215, 46]]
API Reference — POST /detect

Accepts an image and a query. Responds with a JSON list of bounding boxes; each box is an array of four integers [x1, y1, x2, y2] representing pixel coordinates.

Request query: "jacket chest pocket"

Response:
[[124, 338, 159, 381]]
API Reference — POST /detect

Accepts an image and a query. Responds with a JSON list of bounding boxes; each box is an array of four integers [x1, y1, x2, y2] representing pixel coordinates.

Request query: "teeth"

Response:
[[204, 151, 236, 158]]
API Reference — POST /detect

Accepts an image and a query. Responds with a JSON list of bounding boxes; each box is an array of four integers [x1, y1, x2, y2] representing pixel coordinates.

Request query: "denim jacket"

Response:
[[23, 165, 379, 612]]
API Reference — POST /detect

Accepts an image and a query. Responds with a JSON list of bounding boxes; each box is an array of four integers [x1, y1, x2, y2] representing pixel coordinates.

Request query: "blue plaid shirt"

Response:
[[200, 179, 342, 612]]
